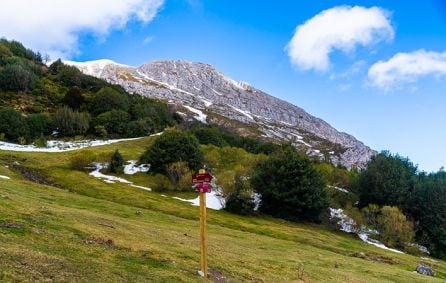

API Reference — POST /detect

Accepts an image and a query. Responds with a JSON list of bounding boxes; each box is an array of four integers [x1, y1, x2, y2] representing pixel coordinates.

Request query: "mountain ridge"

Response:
[[65, 59, 376, 168]]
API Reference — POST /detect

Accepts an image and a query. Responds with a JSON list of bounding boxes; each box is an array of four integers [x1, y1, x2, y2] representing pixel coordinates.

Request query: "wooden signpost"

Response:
[[193, 169, 213, 277]]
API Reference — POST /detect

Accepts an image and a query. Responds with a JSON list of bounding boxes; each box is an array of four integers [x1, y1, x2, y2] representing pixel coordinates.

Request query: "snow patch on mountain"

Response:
[[64, 59, 130, 77], [184, 105, 207, 123], [67, 59, 376, 168]]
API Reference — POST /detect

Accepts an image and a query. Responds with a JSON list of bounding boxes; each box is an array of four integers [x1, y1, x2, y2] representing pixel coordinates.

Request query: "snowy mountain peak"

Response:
[[63, 59, 130, 77], [67, 58, 376, 168]]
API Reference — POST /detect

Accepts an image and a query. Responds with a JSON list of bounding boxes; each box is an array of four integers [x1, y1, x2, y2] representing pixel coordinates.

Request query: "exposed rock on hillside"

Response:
[[66, 59, 375, 168]]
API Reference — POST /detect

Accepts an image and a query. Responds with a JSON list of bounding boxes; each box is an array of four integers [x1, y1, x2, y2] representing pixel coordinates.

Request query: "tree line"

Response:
[[0, 39, 180, 144]]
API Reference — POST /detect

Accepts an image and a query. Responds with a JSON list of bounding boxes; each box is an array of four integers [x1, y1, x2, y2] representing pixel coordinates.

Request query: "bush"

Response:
[[88, 87, 129, 115], [95, 110, 130, 137], [126, 118, 154, 137], [69, 151, 96, 171], [53, 106, 90, 137], [377, 206, 415, 250], [225, 174, 255, 215], [250, 148, 329, 223], [109, 150, 124, 173], [56, 65, 82, 87], [140, 130, 203, 174], [151, 173, 173, 191], [0, 107, 29, 142], [166, 161, 193, 191], [34, 134, 47, 148], [63, 87, 85, 109], [26, 113, 51, 139], [0, 62, 36, 92]]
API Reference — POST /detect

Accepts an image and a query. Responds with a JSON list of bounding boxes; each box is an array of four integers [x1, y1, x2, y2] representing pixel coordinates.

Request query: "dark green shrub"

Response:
[[0, 107, 29, 142], [250, 148, 329, 223], [88, 87, 129, 115], [95, 110, 130, 136], [109, 150, 124, 173], [140, 130, 203, 174]]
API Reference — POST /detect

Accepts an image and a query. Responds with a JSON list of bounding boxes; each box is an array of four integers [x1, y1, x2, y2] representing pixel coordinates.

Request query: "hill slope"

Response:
[[0, 138, 444, 282], [66, 60, 375, 169]]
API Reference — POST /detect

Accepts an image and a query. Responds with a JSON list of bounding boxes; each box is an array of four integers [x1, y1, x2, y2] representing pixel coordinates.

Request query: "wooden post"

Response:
[[199, 191, 208, 277]]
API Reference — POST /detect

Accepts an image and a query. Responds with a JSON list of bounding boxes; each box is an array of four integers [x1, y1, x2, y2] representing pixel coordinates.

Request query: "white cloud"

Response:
[[368, 49, 446, 89], [0, 0, 164, 59], [286, 6, 393, 72]]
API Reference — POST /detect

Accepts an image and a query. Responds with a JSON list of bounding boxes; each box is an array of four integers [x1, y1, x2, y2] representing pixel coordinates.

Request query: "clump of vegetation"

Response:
[[165, 161, 193, 191], [377, 206, 415, 250], [225, 174, 255, 215], [69, 150, 97, 171], [109, 149, 124, 173], [140, 130, 203, 174], [356, 151, 417, 208], [187, 123, 281, 155], [353, 151, 446, 258], [250, 148, 329, 223]]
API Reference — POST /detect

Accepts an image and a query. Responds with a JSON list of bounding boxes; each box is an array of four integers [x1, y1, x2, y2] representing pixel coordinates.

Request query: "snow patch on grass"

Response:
[[0, 138, 142, 152], [123, 160, 149, 175], [89, 163, 152, 191], [329, 207, 405, 254], [172, 189, 225, 210], [0, 175, 11, 180]]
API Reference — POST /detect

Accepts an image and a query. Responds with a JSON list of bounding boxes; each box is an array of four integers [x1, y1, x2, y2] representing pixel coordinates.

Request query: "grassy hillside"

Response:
[[1, 138, 445, 282]]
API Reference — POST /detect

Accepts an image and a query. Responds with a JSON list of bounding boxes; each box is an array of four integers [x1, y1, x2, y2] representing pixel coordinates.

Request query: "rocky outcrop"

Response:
[[66, 60, 376, 168]]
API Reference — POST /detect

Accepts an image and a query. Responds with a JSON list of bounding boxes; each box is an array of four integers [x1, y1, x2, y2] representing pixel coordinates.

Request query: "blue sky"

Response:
[[2, 0, 446, 171]]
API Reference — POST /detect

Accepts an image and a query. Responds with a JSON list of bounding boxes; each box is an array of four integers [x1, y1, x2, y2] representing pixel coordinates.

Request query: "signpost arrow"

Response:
[[192, 173, 213, 183]]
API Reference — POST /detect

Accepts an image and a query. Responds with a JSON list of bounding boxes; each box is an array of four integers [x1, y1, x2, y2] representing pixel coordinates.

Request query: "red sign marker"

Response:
[[192, 173, 213, 184], [196, 182, 212, 193]]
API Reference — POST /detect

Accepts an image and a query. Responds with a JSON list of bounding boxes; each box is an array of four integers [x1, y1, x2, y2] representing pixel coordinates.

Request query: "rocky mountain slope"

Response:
[[66, 59, 375, 168]]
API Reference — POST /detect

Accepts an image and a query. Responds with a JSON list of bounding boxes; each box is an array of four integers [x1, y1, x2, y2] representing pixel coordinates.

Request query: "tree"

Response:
[[356, 152, 417, 209], [95, 110, 130, 136], [63, 87, 85, 109], [409, 172, 446, 259], [225, 174, 255, 215], [48, 59, 64, 75], [88, 87, 129, 115], [139, 130, 203, 173], [250, 148, 329, 223], [109, 150, 124, 173], [126, 118, 154, 137], [56, 65, 82, 87]]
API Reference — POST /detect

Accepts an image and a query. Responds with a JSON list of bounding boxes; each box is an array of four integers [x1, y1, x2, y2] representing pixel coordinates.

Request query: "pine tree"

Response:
[[109, 150, 124, 173]]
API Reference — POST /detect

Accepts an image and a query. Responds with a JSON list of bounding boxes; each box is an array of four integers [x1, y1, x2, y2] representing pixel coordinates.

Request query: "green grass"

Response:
[[0, 137, 445, 282]]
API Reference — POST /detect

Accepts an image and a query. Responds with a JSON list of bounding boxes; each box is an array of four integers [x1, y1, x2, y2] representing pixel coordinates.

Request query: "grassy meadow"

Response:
[[0, 137, 445, 282]]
